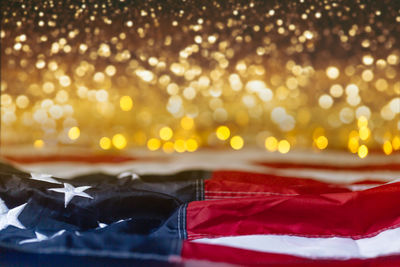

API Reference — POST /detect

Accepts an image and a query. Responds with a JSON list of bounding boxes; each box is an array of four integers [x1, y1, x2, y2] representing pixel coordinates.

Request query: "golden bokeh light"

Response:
[[265, 137, 278, 152], [147, 138, 161, 151], [230, 136, 244, 150], [0, 0, 399, 156], [315, 136, 328, 150], [159, 127, 173, 141], [99, 137, 112, 150], [120, 96, 133, 111], [278, 140, 291, 154], [112, 134, 127, 150], [216, 126, 231, 141], [68, 127, 80, 140]]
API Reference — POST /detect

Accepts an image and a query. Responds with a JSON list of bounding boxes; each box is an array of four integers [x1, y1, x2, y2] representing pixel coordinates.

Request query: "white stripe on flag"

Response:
[[193, 226, 400, 260]]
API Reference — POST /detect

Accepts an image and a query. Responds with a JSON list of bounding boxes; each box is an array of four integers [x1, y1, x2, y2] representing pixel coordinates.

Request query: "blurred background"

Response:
[[1, 0, 399, 158]]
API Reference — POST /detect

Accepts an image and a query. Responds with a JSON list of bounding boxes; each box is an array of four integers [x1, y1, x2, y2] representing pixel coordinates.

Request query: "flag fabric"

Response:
[[1, 154, 400, 266]]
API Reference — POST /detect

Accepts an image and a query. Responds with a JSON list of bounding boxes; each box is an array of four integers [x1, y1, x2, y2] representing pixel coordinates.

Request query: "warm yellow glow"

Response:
[[357, 116, 368, 128], [265, 136, 278, 152], [185, 139, 198, 152], [162, 141, 174, 153], [358, 126, 370, 141], [59, 75, 71, 87], [99, 137, 112, 150], [358, 145, 368, 158], [16, 95, 29, 109], [147, 138, 161, 151], [112, 134, 127, 150], [216, 126, 230, 140], [33, 139, 44, 149], [315, 136, 328, 150], [278, 140, 290, 154], [383, 141, 393, 155], [2, 2, 399, 154], [120, 96, 133, 111], [362, 55, 374, 65], [391, 136, 400, 150], [159, 127, 173, 141], [348, 137, 359, 153], [68, 127, 80, 140], [174, 139, 186, 153], [230, 136, 244, 150], [181, 116, 194, 130], [326, 66, 339, 79]]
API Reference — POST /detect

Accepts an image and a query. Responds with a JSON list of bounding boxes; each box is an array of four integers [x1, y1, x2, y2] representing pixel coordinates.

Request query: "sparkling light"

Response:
[[278, 140, 290, 154], [112, 134, 127, 150], [216, 126, 230, 141], [68, 127, 80, 140], [99, 137, 112, 150], [230, 136, 244, 150]]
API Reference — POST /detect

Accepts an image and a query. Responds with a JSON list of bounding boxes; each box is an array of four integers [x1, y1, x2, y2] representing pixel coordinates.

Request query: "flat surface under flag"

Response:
[[1, 151, 400, 266]]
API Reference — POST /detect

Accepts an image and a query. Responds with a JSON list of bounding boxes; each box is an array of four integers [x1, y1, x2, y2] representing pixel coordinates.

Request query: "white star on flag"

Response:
[[30, 173, 61, 184], [0, 198, 27, 231], [48, 183, 93, 208], [19, 230, 66, 245], [118, 171, 140, 180], [97, 221, 108, 228]]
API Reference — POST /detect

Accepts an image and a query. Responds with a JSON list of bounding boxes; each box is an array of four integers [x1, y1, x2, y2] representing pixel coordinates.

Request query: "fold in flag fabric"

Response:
[[1, 158, 400, 266]]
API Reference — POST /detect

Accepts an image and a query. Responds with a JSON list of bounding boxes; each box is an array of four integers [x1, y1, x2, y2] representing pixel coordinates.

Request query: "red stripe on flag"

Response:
[[187, 181, 400, 240], [182, 241, 400, 266], [205, 170, 385, 199]]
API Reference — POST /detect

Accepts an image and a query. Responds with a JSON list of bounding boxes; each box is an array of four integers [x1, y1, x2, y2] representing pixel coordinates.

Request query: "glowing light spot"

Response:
[[34, 139, 44, 149], [36, 59, 46, 69], [135, 69, 154, 82], [174, 139, 186, 153], [216, 126, 230, 140], [278, 140, 290, 154], [361, 69, 374, 82], [147, 138, 161, 151], [181, 116, 194, 130], [59, 75, 71, 87], [163, 141, 175, 154], [392, 136, 400, 150], [315, 136, 328, 150], [326, 66, 339, 79], [105, 65, 116, 76], [319, 94, 333, 109], [357, 116, 368, 128], [95, 90, 108, 102], [120, 96, 133, 111], [359, 126, 370, 141], [68, 127, 80, 140], [265, 136, 278, 152], [186, 139, 198, 152], [99, 137, 112, 150], [112, 134, 127, 150], [330, 84, 343, 98], [230, 136, 244, 150], [348, 137, 359, 153], [159, 127, 173, 141], [383, 141, 393, 155], [16, 95, 29, 109], [358, 145, 368, 158], [346, 84, 359, 95], [362, 55, 374, 65], [43, 82, 55, 94]]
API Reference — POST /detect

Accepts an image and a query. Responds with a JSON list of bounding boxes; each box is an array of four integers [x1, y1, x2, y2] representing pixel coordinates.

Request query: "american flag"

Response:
[[1, 151, 400, 266]]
